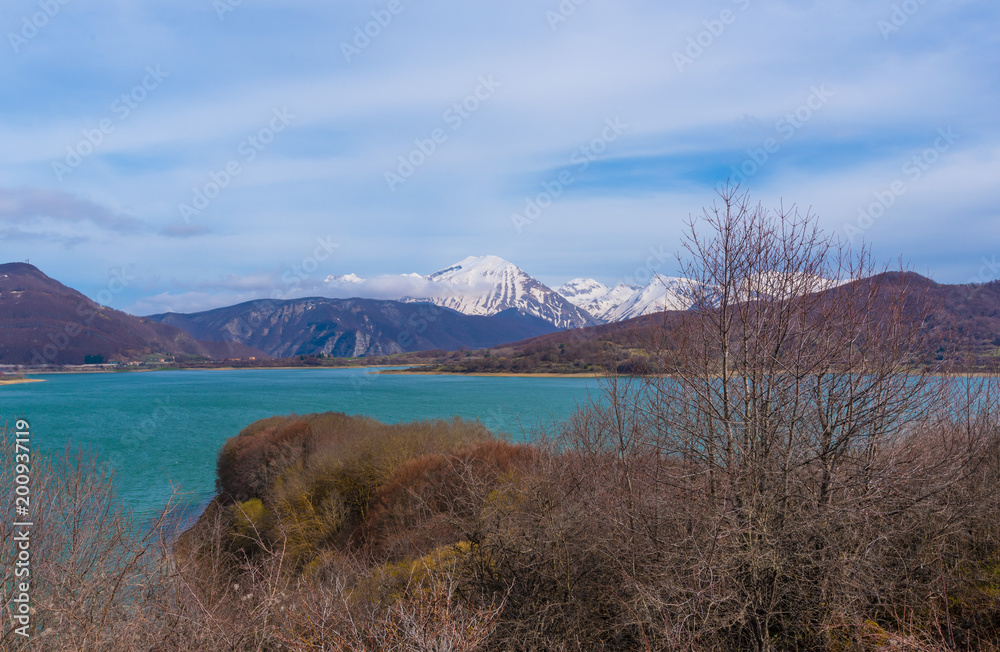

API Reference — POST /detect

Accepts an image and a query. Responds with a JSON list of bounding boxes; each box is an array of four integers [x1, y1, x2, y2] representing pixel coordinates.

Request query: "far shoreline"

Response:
[[375, 369, 600, 378], [0, 378, 45, 386], [7, 364, 412, 376], [6, 365, 601, 380], [7, 364, 998, 381]]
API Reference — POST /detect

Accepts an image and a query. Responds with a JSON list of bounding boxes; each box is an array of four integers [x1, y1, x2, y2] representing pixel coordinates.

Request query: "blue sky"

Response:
[[1, 0, 998, 314]]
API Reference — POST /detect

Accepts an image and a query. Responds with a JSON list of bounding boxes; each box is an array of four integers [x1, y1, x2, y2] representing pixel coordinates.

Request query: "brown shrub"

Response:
[[209, 413, 497, 570], [216, 417, 315, 502], [363, 440, 539, 562]]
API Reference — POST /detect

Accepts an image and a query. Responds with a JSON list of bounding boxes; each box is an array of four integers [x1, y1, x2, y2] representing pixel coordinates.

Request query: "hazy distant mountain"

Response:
[[404, 255, 598, 329], [148, 296, 559, 358], [0, 263, 265, 365]]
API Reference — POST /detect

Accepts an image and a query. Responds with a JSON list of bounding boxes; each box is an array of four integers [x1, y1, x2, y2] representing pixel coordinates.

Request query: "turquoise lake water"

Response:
[[1, 368, 604, 515]]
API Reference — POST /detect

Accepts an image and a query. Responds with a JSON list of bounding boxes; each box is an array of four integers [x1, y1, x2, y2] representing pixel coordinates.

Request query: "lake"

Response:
[[1, 368, 604, 515]]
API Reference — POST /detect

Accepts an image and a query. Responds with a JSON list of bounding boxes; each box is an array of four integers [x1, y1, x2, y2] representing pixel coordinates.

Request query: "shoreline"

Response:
[[0, 378, 45, 386], [7, 365, 999, 380], [375, 369, 600, 378], [9, 364, 412, 376], [199, 364, 412, 372]]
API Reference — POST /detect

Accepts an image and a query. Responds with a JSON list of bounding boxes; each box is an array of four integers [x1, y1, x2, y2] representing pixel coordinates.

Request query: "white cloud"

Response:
[[1, 0, 997, 301]]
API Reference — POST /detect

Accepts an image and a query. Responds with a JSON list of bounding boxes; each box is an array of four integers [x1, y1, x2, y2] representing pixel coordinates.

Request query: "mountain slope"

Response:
[[469, 272, 1000, 371], [604, 276, 696, 322], [554, 278, 610, 306], [148, 297, 559, 358], [0, 263, 265, 365], [406, 256, 597, 329], [556, 278, 641, 321]]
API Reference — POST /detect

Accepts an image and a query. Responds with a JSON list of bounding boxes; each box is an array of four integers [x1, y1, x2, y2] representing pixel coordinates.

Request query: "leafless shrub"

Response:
[[445, 187, 1000, 650]]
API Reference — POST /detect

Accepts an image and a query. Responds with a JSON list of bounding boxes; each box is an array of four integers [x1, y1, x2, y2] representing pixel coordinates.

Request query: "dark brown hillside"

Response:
[[442, 272, 1000, 372], [768, 271, 1000, 365], [0, 263, 266, 365]]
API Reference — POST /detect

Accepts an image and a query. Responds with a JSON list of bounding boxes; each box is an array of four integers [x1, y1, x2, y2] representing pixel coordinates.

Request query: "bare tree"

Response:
[[557, 186, 998, 650]]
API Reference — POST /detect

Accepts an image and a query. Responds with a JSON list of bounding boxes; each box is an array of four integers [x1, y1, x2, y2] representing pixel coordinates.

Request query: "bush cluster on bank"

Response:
[[3, 402, 999, 651]]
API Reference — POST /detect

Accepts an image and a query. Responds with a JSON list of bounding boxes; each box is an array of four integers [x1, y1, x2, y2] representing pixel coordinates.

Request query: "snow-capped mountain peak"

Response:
[[427, 255, 518, 285], [604, 276, 697, 322], [556, 278, 642, 321], [556, 278, 611, 303], [411, 255, 596, 329]]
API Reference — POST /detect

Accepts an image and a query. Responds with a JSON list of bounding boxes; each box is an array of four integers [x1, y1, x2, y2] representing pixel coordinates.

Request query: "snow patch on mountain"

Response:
[[556, 278, 609, 306], [604, 276, 697, 322], [556, 278, 642, 321]]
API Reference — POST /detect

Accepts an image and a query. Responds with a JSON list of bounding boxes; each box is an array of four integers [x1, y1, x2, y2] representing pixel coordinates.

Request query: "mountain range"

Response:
[[476, 271, 1000, 372], [148, 297, 558, 358], [0, 255, 702, 364], [8, 257, 1000, 367], [325, 254, 699, 327], [556, 276, 697, 322], [142, 256, 847, 359]]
